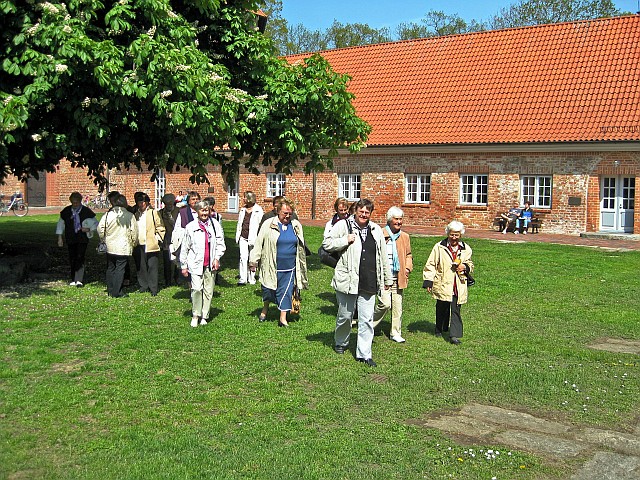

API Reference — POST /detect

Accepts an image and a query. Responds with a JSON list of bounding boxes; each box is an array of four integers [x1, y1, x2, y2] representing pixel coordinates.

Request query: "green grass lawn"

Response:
[[1, 215, 639, 479]]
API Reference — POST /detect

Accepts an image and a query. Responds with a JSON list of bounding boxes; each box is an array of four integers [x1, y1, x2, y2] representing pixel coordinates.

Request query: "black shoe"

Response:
[[357, 358, 377, 367], [334, 345, 346, 354], [435, 331, 443, 338], [450, 337, 461, 345], [150, 292, 157, 296], [278, 321, 288, 328], [237, 282, 246, 286]]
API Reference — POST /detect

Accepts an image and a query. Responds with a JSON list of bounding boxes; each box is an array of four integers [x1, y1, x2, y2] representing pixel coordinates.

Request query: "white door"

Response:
[[227, 178, 239, 213], [600, 176, 635, 233]]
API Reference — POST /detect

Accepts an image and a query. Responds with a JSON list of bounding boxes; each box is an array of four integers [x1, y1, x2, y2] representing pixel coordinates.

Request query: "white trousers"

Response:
[[238, 237, 256, 285]]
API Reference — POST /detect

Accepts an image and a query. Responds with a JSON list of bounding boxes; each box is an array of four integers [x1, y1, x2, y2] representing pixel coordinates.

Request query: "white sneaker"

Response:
[[514, 231, 519, 234], [200, 318, 208, 326], [190, 317, 199, 327], [69, 281, 77, 286], [523, 231, 527, 234], [391, 335, 406, 343], [502, 230, 507, 234], [75, 282, 83, 288]]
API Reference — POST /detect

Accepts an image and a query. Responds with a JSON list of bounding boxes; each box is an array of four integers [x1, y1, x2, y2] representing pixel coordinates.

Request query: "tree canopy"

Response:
[[0, 0, 370, 186]]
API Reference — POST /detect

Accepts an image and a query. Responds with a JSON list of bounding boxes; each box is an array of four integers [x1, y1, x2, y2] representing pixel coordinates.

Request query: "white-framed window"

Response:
[[459, 174, 488, 205], [405, 174, 431, 203], [266, 173, 286, 198], [339, 174, 361, 201], [154, 169, 166, 209], [521, 175, 552, 208]]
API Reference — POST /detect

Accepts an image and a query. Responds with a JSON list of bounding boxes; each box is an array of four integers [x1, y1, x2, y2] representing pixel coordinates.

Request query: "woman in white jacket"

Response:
[[235, 191, 263, 286], [180, 201, 226, 327], [97, 194, 138, 298]]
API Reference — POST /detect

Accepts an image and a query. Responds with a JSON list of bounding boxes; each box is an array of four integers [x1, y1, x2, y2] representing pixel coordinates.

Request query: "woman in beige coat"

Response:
[[98, 194, 138, 297], [423, 220, 474, 345], [249, 198, 307, 327], [133, 193, 165, 296]]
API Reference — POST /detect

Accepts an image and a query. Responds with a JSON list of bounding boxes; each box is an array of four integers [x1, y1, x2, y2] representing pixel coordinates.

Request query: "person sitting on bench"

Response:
[[516, 202, 534, 234], [500, 203, 522, 234]]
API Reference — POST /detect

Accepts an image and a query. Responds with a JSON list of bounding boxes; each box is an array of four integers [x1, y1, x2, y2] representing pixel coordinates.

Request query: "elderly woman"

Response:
[[423, 220, 474, 345], [98, 194, 138, 298], [372, 206, 413, 343], [249, 198, 308, 327], [235, 191, 264, 286], [323, 197, 350, 238], [180, 201, 226, 327], [56, 191, 98, 287]]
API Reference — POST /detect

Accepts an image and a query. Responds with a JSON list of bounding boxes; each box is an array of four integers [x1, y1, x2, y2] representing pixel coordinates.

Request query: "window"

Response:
[[521, 175, 552, 208], [266, 173, 286, 198], [339, 174, 361, 201], [459, 174, 488, 205], [405, 174, 431, 203], [154, 169, 166, 209]]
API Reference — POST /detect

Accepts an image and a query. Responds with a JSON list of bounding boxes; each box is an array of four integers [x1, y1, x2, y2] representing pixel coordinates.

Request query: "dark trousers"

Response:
[[67, 242, 88, 283], [162, 249, 177, 286], [436, 296, 463, 338], [106, 254, 128, 297], [133, 246, 159, 294]]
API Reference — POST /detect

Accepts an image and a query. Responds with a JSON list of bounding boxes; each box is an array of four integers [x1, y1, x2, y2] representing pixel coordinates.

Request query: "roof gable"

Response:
[[287, 16, 640, 146]]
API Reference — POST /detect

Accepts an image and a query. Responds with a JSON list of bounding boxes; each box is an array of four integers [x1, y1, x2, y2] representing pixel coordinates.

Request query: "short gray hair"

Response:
[[194, 200, 209, 212], [386, 206, 404, 223], [445, 220, 465, 235]]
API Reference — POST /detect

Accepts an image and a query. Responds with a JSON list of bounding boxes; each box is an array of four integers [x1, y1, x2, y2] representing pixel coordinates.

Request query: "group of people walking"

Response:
[[57, 191, 474, 367]]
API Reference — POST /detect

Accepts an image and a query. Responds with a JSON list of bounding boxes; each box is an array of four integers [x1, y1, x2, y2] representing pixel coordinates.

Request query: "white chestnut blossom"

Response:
[[31, 134, 42, 142], [55, 64, 68, 73], [160, 90, 172, 98]]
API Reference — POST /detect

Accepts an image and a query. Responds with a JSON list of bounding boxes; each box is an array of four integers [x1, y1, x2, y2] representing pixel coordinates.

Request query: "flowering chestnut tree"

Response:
[[0, 0, 370, 186]]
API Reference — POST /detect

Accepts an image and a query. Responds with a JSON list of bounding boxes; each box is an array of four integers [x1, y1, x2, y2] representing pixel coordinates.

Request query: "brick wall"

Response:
[[13, 150, 640, 235]]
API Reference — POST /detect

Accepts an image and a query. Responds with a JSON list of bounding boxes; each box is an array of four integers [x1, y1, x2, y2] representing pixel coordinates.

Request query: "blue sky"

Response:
[[280, 0, 639, 32]]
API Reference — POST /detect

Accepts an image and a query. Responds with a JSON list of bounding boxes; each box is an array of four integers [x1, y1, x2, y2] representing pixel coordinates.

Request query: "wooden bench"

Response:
[[492, 214, 544, 233]]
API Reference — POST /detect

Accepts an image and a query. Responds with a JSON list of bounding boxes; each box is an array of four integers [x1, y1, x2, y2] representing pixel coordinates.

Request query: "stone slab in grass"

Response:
[[462, 403, 571, 436], [587, 338, 640, 355], [570, 451, 640, 480], [495, 430, 588, 458]]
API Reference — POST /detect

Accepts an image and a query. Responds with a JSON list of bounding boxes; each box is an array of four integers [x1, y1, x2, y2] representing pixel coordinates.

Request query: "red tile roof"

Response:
[[287, 16, 640, 146]]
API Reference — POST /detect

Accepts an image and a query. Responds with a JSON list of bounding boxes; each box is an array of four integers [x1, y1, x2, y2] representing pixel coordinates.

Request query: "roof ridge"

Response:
[[286, 14, 640, 58]]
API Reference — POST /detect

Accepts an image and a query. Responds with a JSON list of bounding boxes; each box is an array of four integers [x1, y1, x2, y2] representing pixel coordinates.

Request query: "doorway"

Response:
[[227, 177, 239, 213], [600, 176, 635, 233]]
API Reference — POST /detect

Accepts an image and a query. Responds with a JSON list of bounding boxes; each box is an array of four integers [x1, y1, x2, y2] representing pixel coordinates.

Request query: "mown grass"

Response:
[[1, 214, 639, 479]]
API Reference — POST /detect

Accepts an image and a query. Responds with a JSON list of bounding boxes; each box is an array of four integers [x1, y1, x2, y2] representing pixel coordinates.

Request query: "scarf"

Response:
[[199, 222, 210, 267], [385, 225, 401, 273], [71, 206, 82, 233]]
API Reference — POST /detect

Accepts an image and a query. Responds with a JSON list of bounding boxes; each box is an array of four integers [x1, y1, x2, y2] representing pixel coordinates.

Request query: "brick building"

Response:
[[6, 15, 639, 235]]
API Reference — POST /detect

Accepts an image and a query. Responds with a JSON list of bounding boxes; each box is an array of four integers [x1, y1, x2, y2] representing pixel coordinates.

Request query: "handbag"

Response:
[[291, 286, 301, 314], [318, 219, 353, 268], [96, 212, 108, 254]]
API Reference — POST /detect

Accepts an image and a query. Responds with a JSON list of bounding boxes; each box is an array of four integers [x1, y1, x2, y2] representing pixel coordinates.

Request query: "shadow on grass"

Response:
[[407, 320, 437, 334]]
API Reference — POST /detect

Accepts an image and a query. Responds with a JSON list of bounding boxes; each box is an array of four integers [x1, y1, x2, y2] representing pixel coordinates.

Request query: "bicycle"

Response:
[[0, 194, 29, 217], [84, 194, 110, 209]]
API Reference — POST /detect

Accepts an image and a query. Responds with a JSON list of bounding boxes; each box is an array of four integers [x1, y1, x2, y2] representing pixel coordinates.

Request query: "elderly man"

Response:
[[322, 199, 392, 367]]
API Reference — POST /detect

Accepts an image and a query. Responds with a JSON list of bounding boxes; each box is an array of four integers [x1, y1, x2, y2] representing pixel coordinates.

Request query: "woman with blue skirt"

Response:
[[250, 198, 308, 327]]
